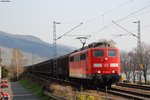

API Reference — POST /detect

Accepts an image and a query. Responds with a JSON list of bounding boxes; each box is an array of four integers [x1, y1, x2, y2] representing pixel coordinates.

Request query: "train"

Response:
[[27, 41, 121, 88]]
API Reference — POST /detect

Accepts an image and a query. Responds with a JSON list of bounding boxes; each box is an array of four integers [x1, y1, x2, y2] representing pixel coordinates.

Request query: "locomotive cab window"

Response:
[[80, 53, 86, 60], [108, 50, 116, 57], [70, 56, 74, 62], [74, 55, 80, 61], [94, 50, 104, 57]]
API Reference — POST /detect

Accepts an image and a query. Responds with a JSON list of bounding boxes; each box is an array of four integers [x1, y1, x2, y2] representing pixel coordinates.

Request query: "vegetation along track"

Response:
[[29, 74, 150, 100]]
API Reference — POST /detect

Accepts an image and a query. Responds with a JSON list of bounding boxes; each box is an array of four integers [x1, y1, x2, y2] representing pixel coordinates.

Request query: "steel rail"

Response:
[[43, 91, 69, 100], [116, 83, 150, 90], [107, 89, 149, 100]]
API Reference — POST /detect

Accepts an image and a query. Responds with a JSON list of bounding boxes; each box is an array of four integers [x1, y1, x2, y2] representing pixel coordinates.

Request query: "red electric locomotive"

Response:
[[69, 42, 121, 87], [27, 41, 120, 88]]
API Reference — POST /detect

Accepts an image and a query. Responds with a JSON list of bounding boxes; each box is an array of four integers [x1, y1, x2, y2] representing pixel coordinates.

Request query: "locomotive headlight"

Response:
[[104, 58, 108, 60], [97, 71, 101, 74], [112, 70, 117, 74], [112, 70, 115, 73]]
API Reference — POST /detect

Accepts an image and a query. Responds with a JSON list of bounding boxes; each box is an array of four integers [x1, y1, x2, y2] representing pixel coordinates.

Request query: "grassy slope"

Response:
[[19, 79, 50, 100]]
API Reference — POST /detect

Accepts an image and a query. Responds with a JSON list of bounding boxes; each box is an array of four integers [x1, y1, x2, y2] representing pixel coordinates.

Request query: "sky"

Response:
[[0, 0, 150, 51]]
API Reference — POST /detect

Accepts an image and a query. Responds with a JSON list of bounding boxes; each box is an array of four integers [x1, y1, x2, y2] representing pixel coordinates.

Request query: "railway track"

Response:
[[29, 74, 150, 100], [116, 82, 150, 90], [107, 88, 150, 100], [43, 84, 150, 100], [43, 91, 69, 100]]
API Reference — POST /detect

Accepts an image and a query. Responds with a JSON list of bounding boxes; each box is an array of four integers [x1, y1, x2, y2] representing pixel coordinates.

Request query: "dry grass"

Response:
[[49, 83, 75, 99], [48, 83, 104, 100]]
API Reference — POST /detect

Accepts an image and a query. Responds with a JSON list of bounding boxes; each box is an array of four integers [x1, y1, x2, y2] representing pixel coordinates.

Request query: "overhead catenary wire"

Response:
[[55, 1, 150, 48], [111, 24, 150, 43], [112, 24, 150, 39], [54, 0, 132, 39], [116, 4, 150, 23], [112, 21, 138, 38], [131, 9, 150, 18], [90, 3, 150, 36], [56, 23, 83, 40], [54, 0, 134, 48], [83, 0, 132, 23], [65, 35, 91, 37]]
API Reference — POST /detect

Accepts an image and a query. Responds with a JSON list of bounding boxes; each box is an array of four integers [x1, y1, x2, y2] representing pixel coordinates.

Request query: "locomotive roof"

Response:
[[72, 41, 116, 53]]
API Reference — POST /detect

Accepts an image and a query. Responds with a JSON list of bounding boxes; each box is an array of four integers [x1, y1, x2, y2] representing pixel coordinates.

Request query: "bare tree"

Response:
[[133, 43, 150, 84], [120, 51, 132, 82], [128, 51, 139, 83], [10, 48, 27, 79]]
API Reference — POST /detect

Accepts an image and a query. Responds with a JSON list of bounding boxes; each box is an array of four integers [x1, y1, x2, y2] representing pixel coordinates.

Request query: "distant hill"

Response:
[[0, 31, 75, 65], [0, 46, 48, 66]]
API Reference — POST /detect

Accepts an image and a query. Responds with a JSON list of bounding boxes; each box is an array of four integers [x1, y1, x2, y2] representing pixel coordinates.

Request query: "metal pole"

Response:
[[53, 21, 60, 58], [134, 21, 142, 85], [137, 21, 141, 50], [53, 21, 60, 78], [53, 21, 57, 58], [137, 21, 142, 86]]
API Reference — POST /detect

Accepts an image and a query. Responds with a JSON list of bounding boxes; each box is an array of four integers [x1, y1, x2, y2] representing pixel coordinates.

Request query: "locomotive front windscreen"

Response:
[[108, 50, 117, 57], [94, 50, 104, 57], [92, 48, 120, 74]]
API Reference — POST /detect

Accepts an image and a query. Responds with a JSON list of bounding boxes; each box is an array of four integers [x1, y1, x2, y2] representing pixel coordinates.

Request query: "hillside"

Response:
[[0, 31, 75, 65], [0, 46, 48, 66]]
